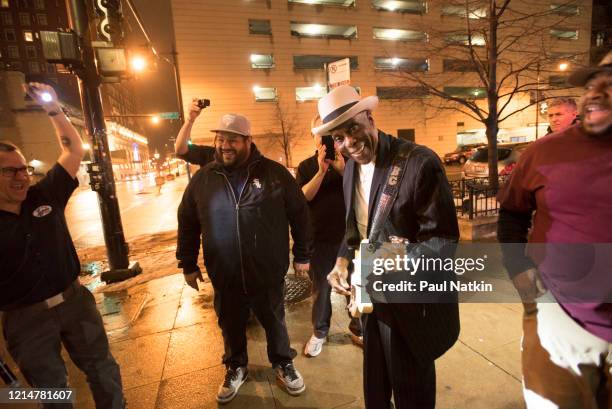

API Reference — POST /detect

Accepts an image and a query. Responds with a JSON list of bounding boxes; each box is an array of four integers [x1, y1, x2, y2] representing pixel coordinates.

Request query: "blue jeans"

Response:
[[2, 285, 124, 409]]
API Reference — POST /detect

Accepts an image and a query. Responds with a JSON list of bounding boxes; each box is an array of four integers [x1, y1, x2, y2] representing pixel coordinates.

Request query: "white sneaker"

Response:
[[275, 362, 306, 396], [304, 334, 326, 357], [217, 366, 248, 403]]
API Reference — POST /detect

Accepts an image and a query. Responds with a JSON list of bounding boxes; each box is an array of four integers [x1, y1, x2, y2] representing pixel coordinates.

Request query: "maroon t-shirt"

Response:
[[498, 125, 612, 341]]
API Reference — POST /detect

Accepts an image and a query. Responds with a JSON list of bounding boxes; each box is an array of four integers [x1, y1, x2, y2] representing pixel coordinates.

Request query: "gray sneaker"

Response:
[[275, 362, 305, 396], [217, 366, 248, 404]]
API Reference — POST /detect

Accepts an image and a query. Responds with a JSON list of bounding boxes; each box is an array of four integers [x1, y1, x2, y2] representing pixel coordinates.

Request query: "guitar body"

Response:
[[348, 239, 374, 318]]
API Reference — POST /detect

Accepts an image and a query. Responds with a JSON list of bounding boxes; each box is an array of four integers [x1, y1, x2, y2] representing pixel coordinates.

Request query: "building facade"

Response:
[[170, 0, 592, 165]]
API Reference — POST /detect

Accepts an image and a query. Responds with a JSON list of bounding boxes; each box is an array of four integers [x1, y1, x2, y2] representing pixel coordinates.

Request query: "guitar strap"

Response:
[[368, 143, 417, 243]]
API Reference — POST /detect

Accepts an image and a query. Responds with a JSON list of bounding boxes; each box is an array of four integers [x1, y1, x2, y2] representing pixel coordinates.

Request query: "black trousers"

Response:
[[363, 306, 436, 409], [2, 286, 125, 409], [213, 279, 293, 368], [309, 240, 362, 338]]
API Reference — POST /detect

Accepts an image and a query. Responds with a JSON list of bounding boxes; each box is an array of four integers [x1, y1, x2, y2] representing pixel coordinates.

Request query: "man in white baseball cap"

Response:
[[176, 112, 313, 403], [320, 85, 460, 409]]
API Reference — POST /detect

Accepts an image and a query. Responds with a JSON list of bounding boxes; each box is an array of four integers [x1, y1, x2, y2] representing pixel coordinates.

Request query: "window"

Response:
[[290, 22, 357, 39], [444, 86, 486, 99], [377, 86, 429, 99], [1, 0, 9, 7], [4, 28, 16, 41], [371, 0, 426, 14], [373, 28, 426, 42], [253, 86, 277, 102], [36, 13, 46, 25], [19, 12, 30, 25], [374, 57, 428, 71], [549, 75, 569, 87], [7, 45, 19, 58], [444, 32, 485, 46], [250, 53, 274, 69], [7, 61, 22, 70], [29, 61, 40, 73], [293, 55, 358, 69], [441, 4, 487, 18], [443, 59, 477, 72], [550, 28, 578, 40], [296, 85, 326, 101], [23, 30, 34, 41], [288, 0, 355, 6], [249, 19, 272, 35], [25, 45, 36, 58], [18, 0, 27, 8], [550, 4, 579, 16], [34, 0, 44, 9], [1, 11, 12, 24]]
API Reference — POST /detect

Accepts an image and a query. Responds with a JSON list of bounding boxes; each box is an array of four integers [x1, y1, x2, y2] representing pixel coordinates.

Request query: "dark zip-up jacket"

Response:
[[176, 146, 312, 291]]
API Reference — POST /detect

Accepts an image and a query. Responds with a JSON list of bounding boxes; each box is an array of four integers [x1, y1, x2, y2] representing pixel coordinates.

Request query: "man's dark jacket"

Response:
[[341, 131, 460, 365], [176, 147, 312, 291]]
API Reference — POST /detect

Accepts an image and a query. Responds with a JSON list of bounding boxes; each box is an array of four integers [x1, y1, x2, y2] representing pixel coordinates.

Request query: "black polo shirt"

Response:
[[296, 153, 346, 244], [0, 163, 80, 310]]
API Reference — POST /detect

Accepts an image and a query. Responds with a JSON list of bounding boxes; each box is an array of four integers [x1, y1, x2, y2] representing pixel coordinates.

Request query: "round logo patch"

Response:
[[33, 205, 52, 218]]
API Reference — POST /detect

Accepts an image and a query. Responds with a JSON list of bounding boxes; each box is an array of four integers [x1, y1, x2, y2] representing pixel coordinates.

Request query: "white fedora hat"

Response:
[[311, 85, 378, 136], [210, 113, 251, 137]]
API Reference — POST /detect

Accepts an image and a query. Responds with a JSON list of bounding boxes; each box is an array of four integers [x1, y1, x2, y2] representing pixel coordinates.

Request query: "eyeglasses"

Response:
[[0, 166, 35, 177]]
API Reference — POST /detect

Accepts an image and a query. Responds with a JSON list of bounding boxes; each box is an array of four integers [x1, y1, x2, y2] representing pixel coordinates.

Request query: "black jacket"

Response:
[[176, 146, 312, 291], [341, 131, 460, 365]]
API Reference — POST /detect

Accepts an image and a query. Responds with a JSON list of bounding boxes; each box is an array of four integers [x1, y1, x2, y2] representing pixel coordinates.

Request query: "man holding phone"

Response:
[[296, 115, 362, 357]]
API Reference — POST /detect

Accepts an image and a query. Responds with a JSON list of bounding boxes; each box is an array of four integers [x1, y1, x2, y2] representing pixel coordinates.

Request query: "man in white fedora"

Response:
[[176, 113, 312, 403], [318, 85, 460, 409]]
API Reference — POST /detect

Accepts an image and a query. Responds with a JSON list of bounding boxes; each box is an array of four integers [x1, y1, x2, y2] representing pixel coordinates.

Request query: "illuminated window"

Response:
[[24, 30, 34, 41], [374, 57, 428, 71], [253, 86, 278, 102], [550, 4, 579, 15], [444, 86, 486, 99], [377, 86, 429, 99], [1, 0, 9, 8], [372, 0, 426, 14], [288, 0, 355, 6], [444, 32, 485, 46], [373, 27, 426, 42], [443, 59, 477, 72], [249, 19, 272, 35], [291, 22, 357, 39], [550, 28, 578, 40], [296, 85, 327, 101], [293, 55, 358, 69], [19, 12, 30, 25], [250, 54, 274, 69], [441, 4, 487, 18]]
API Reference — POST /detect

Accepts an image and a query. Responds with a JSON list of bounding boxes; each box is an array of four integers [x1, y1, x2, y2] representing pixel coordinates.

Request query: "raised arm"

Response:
[[175, 99, 203, 155], [25, 82, 84, 178]]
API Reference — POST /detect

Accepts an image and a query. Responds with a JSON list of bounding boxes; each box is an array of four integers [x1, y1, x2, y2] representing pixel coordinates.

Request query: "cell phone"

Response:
[[322, 135, 335, 161]]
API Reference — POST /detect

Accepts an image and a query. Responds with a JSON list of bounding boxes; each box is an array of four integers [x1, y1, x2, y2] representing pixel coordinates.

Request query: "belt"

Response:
[[4, 279, 82, 314]]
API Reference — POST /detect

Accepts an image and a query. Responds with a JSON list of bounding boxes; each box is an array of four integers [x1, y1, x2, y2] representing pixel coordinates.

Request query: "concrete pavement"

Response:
[[1, 240, 526, 408]]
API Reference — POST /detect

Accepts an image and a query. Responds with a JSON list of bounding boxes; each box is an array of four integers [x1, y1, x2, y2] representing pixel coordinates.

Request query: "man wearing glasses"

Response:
[[0, 83, 125, 407], [176, 113, 312, 403], [318, 85, 459, 409]]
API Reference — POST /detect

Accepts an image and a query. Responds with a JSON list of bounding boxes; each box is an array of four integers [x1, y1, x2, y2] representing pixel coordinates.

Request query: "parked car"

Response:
[[443, 144, 483, 165], [461, 144, 529, 178]]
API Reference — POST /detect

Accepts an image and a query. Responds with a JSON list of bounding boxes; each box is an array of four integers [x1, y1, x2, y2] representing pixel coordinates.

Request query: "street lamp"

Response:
[[559, 62, 569, 71], [130, 55, 147, 73], [151, 115, 160, 124]]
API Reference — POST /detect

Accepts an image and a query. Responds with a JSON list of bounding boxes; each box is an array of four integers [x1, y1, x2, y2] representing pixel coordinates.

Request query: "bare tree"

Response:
[[267, 98, 299, 167], [383, 0, 586, 186]]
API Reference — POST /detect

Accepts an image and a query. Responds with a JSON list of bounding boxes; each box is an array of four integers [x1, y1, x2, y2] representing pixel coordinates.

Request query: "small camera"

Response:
[[197, 99, 210, 109]]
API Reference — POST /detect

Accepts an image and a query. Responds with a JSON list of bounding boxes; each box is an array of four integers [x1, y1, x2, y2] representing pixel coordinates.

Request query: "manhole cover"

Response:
[[285, 275, 312, 304]]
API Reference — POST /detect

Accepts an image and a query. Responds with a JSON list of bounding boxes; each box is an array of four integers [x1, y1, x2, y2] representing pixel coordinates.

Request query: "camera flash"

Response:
[[41, 92, 53, 102]]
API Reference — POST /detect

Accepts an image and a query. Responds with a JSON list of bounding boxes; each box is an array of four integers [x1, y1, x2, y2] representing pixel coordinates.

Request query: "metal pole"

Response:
[[535, 61, 540, 140], [65, 0, 140, 281]]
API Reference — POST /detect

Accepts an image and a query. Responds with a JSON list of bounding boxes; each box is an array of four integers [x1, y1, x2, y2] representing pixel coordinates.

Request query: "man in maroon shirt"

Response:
[[497, 52, 612, 408]]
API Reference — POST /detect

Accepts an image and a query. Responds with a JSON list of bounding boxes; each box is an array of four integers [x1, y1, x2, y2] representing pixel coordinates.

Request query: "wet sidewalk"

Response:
[[1, 241, 526, 409]]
